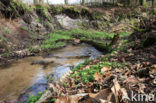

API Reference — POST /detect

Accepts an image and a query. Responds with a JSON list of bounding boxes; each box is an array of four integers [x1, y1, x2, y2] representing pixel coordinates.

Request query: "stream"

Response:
[[0, 44, 102, 103]]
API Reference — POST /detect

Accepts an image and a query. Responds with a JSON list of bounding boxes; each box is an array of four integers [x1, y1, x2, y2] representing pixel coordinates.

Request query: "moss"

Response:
[[41, 33, 71, 50], [69, 6, 81, 14], [119, 31, 132, 37], [67, 29, 114, 40], [131, 26, 146, 32], [35, 5, 52, 21], [0, 0, 33, 18], [49, 5, 104, 20], [41, 29, 131, 52], [11, 0, 33, 13], [49, 5, 64, 14], [119, 14, 126, 21], [81, 38, 107, 51], [53, 29, 114, 51], [41, 42, 66, 50]]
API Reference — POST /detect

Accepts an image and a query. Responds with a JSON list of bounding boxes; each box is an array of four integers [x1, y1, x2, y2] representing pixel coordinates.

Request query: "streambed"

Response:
[[0, 44, 102, 103]]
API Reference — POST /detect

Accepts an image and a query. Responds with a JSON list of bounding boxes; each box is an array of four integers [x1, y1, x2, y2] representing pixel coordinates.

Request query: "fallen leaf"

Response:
[[105, 71, 111, 77], [115, 69, 122, 73], [55, 96, 78, 103], [153, 78, 156, 84], [74, 39, 80, 44], [138, 84, 146, 93], [89, 89, 114, 103], [136, 64, 142, 69], [101, 66, 112, 72], [84, 65, 90, 70], [119, 88, 130, 102], [124, 71, 131, 76], [111, 78, 121, 103], [143, 62, 150, 66], [123, 76, 139, 84], [55, 93, 88, 103], [99, 99, 112, 103], [94, 72, 103, 81], [151, 64, 156, 72]]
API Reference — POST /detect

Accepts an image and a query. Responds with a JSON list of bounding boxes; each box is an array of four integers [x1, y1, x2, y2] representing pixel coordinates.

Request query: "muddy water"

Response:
[[0, 44, 102, 103]]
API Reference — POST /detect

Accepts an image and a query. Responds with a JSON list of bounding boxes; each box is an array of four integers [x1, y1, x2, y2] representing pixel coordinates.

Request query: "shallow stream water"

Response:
[[0, 44, 102, 103]]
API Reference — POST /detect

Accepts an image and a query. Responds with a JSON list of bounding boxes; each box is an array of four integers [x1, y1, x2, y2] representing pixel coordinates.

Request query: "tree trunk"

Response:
[[142, 0, 146, 5], [152, 0, 155, 8], [34, 0, 38, 5], [46, 0, 49, 4], [65, 0, 68, 5], [81, 0, 85, 5], [39, 0, 44, 5], [136, 0, 140, 6]]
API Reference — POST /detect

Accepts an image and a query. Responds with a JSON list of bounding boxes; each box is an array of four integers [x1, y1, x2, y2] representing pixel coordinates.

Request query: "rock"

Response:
[[142, 13, 148, 18], [31, 60, 54, 65], [73, 39, 81, 45], [55, 15, 89, 30]]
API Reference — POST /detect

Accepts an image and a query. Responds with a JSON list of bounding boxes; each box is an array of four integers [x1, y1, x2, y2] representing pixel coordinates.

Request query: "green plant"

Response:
[[2, 52, 11, 57], [36, 18, 40, 23], [150, 10, 156, 15], [63, 83, 67, 87], [35, 5, 52, 21], [119, 14, 126, 21], [77, 21, 83, 26], [26, 92, 43, 103], [50, 5, 64, 14], [131, 26, 146, 32], [4, 27, 11, 34], [28, 46, 40, 53], [49, 98, 57, 103], [130, 19, 136, 26], [143, 1, 148, 7], [119, 31, 132, 37], [41, 29, 124, 51], [71, 56, 126, 84], [11, 0, 33, 13], [21, 26, 28, 31], [41, 41, 66, 50], [41, 32, 71, 50], [0, 35, 7, 43]]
